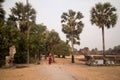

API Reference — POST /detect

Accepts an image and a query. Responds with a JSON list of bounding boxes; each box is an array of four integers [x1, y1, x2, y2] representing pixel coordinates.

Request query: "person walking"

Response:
[[48, 53, 52, 64]]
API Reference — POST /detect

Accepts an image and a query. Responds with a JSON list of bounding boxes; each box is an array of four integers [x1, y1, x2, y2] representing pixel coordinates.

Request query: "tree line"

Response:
[[0, 0, 118, 66], [0, 0, 70, 67]]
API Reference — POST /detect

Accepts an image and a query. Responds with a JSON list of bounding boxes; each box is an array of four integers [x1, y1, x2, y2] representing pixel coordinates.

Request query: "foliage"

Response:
[[54, 40, 70, 58], [61, 9, 84, 63], [14, 52, 27, 63], [0, 24, 21, 66], [61, 10, 84, 45], [29, 24, 46, 62], [90, 2, 117, 28], [7, 2, 36, 64], [47, 30, 60, 53], [8, 2, 36, 33], [91, 48, 98, 54], [14, 33, 27, 63], [106, 45, 120, 54], [0, 0, 5, 27], [90, 2, 117, 57], [113, 45, 120, 54]]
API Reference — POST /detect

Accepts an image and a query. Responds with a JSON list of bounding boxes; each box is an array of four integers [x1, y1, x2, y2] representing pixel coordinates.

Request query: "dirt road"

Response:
[[0, 58, 120, 80]]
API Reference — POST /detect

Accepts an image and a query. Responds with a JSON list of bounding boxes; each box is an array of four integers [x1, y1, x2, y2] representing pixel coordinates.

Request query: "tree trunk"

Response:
[[26, 0, 30, 64], [37, 49, 41, 64], [102, 26, 105, 57], [102, 26, 106, 64], [71, 35, 75, 63], [27, 31, 30, 64], [51, 46, 55, 63]]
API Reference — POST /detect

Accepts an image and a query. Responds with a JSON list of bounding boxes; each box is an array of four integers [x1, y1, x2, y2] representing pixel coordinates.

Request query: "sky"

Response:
[[3, 0, 120, 50]]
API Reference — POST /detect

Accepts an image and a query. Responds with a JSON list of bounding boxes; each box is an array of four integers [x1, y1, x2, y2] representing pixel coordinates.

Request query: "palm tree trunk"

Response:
[[102, 26, 106, 64], [102, 26, 105, 57], [71, 35, 75, 63], [27, 30, 30, 64], [26, 0, 29, 64]]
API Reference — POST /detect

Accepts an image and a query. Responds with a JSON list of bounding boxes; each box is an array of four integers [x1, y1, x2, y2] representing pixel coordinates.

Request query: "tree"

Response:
[[0, 21, 21, 66], [90, 2, 117, 57], [0, 0, 5, 67], [113, 45, 120, 54], [8, 2, 36, 64], [61, 9, 84, 63], [30, 24, 46, 63], [91, 48, 98, 54], [43, 30, 50, 59], [47, 30, 60, 62], [54, 40, 70, 58], [0, 0, 5, 26], [0, 0, 5, 49], [8, 2, 36, 33]]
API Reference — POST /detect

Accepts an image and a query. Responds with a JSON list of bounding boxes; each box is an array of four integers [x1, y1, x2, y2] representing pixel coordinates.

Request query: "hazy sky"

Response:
[[3, 0, 120, 50]]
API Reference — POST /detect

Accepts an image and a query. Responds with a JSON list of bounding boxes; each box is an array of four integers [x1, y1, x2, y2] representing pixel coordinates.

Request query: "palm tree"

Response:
[[0, 0, 5, 26], [61, 10, 84, 63], [90, 2, 117, 58], [8, 2, 36, 64], [8, 2, 36, 33]]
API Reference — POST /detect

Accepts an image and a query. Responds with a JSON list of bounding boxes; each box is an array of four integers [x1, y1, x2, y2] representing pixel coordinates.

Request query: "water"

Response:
[[94, 60, 115, 64]]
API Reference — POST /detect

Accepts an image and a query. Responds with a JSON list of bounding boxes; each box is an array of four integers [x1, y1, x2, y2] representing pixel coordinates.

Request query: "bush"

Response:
[[0, 51, 8, 67], [14, 52, 27, 64]]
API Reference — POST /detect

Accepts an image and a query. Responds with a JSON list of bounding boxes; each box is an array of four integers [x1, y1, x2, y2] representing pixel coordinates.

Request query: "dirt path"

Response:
[[42, 64, 75, 80], [40, 59, 77, 80], [0, 64, 78, 80], [0, 58, 120, 80]]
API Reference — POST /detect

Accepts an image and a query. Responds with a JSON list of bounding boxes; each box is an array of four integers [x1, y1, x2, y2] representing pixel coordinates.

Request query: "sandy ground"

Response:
[[0, 55, 120, 80]]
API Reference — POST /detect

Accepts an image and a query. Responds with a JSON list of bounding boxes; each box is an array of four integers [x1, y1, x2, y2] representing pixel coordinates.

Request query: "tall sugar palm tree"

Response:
[[8, 2, 36, 33], [8, 1, 36, 64], [90, 2, 117, 57], [0, 0, 5, 26], [61, 10, 84, 63]]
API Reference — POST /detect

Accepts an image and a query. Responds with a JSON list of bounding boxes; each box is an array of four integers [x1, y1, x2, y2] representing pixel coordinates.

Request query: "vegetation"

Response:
[[54, 40, 70, 58], [47, 30, 60, 53], [30, 24, 46, 63], [0, 1, 71, 67], [90, 2, 117, 57], [0, 0, 6, 67], [8, 2, 36, 64], [106, 45, 120, 55], [61, 9, 84, 63], [0, 0, 119, 67]]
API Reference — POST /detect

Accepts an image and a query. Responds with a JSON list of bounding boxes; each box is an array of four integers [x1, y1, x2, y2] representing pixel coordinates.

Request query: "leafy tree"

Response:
[[8, 2, 36, 64], [0, 0, 5, 26], [30, 24, 46, 63], [90, 2, 117, 57], [54, 40, 70, 58], [47, 30, 60, 62], [105, 48, 112, 54], [42, 30, 50, 59], [14, 32, 27, 64], [91, 48, 98, 54], [8, 2, 36, 33], [61, 9, 84, 63], [0, 0, 6, 67], [113, 45, 120, 54], [0, 24, 21, 66]]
